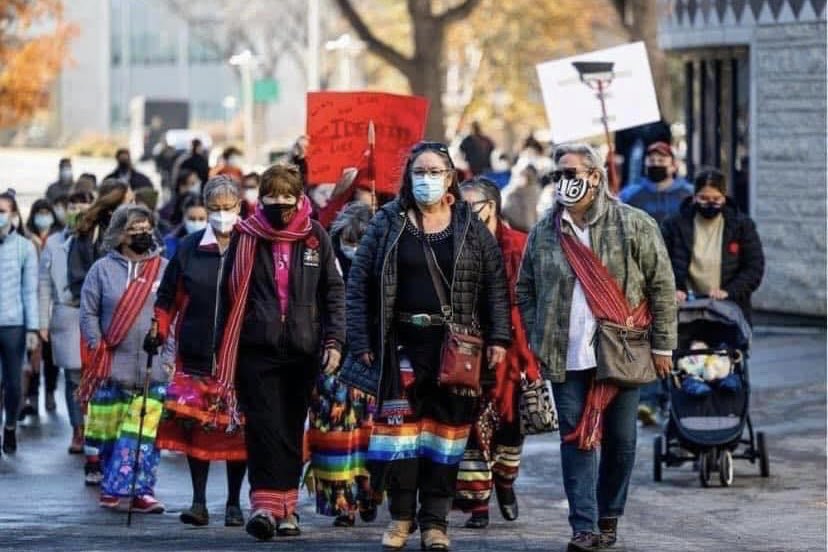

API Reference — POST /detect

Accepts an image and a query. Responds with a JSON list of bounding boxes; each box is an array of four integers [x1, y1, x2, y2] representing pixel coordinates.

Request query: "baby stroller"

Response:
[[653, 298, 770, 487]]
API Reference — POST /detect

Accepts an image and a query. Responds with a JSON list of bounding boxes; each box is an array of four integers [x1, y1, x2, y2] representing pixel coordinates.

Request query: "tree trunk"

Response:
[[623, 0, 673, 121], [408, 12, 446, 140]]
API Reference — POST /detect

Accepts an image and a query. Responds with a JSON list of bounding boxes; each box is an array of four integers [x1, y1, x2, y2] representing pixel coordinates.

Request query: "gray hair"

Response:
[[203, 175, 240, 204], [553, 142, 609, 195], [330, 201, 373, 243], [102, 204, 155, 252]]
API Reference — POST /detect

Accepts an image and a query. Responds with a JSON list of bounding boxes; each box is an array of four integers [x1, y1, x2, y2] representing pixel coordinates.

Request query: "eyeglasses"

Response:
[[410, 141, 455, 169], [550, 168, 591, 182], [411, 168, 452, 178]]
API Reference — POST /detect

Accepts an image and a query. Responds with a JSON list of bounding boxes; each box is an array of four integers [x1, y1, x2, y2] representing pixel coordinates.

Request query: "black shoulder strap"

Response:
[[413, 210, 452, 319]]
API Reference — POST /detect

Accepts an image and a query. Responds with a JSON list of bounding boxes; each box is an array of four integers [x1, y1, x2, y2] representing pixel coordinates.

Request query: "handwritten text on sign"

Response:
[[306, 92, 429, 194]]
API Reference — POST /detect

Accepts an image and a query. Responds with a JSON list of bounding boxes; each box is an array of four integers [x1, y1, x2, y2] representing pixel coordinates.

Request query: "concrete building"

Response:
[[58, 0, 308, 152], [658, 0, 827, 316]]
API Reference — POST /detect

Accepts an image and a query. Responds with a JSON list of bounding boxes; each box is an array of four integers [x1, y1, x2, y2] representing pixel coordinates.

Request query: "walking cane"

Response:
[[127, 320, 158, 527]]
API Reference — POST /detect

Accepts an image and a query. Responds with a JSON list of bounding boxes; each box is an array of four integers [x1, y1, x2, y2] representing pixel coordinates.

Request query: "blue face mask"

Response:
[[0, 213, 8, 229], [34, 214, 54, 231], [412, 174, 446, 205], [184, 219, 208, 235]]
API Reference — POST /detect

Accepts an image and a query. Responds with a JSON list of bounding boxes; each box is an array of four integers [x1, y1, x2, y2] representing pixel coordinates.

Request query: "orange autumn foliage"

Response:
[[0, 0, 76, 128]]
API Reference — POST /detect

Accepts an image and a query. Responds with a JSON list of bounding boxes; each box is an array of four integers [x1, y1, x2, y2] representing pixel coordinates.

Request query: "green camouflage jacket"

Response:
[[516, 193, 677, 383]]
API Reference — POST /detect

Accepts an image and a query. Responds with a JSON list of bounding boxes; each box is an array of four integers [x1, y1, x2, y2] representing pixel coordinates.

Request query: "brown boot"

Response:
[[567, 532, 599, 552], [68, 426, 84, 454], [598, 518, 618, 547], [421, 528, 450, 551], [382, 519, 415, 550]]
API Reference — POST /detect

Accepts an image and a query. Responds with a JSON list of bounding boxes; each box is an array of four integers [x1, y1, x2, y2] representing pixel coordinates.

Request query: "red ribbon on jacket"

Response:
[[557, 213, 651, 450], [76, 256, 162, 405]]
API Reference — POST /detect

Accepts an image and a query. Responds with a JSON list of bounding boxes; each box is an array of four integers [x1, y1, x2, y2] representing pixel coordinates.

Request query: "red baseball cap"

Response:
[[647, 141, 674, 158]]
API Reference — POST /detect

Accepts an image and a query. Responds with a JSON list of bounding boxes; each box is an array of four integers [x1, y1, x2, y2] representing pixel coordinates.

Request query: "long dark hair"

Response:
[[76, 179, 130, 236], [25, 199, 60, 236], [398, 141, 461, 211]]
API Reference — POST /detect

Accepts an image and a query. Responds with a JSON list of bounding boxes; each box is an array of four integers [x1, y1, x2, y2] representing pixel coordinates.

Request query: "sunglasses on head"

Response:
[[550, 168, 591, 183], [410, 141, 455, 168]]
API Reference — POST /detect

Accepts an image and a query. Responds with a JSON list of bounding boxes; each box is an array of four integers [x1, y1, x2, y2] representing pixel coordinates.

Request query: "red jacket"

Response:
[[493, 222, 541, 422]]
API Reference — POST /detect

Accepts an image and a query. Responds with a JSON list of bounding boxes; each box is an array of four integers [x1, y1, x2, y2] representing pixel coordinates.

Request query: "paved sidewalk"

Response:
[[0, 329, 825, 551]]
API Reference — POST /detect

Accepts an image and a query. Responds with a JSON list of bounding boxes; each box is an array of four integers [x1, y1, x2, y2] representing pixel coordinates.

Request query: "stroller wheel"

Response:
[[757, 431, 770, 477], [653, 436, 663, 482], [699, 451, 713, 488], [719, 450, 733, 487]]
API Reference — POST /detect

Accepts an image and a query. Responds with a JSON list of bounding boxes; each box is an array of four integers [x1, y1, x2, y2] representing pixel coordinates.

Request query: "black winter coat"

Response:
[[661, 198, 764, 322], [216, 220, 346, 361], [346, 199, 512, 395], [155, 229, 225, 374]]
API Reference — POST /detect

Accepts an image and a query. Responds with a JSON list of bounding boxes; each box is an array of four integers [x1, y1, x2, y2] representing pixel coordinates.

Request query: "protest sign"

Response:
[[536, 41, 660, 144], [306, 91, 429, 193]]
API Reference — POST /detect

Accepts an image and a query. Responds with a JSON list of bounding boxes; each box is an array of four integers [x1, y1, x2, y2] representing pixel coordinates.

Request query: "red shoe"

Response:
[[130, 495, 165, 514], [99, 494, 121, 509]]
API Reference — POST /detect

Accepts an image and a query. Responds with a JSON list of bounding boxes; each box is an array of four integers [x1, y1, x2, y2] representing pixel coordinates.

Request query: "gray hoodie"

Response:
[[80, 248, 169, 387]]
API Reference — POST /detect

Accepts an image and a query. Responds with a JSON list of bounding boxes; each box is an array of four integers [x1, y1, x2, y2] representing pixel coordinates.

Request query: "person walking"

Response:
[[39, 191, 94, 454], [148, 176, 248, 527], [516, 143, 677, 551], [213, 164, 345, 541], [346, 142, 511, 551], [454, 177, 541, 529], [661, 168, 765, 322], [306, 201, 377, 528], [45, 158, 75, 204], [618, 141, 693, 226], [459, 122, 495, 176], [78, 204, 169, 513], [0, 189, 40, 455], [161, 193, 208, 259], [105, 148, 153, 191]]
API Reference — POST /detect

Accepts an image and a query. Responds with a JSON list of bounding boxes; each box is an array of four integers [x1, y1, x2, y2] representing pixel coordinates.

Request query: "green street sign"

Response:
[[254, 78, 280, 103]]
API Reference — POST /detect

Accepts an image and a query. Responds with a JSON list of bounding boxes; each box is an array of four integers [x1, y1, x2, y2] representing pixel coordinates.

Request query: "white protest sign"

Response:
[[536, 41, 660, 144]]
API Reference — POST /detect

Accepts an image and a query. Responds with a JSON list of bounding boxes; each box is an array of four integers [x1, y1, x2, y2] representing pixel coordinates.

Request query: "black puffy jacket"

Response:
[[661, 198, 764, 323], [346, 199, 512, 394]]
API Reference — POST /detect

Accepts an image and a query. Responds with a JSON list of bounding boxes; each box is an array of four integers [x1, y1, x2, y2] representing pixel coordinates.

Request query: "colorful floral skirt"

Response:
[[84, 380, 166, 497], [306, 371, 375, 517], [155, 371, 247, 462]]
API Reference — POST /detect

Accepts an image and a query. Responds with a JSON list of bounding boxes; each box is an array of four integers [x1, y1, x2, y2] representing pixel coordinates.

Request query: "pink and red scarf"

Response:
[[215, 197, 313, 428]]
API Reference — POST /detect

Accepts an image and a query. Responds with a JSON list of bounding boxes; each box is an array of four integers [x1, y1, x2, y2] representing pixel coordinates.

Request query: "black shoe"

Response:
[[224, 504, 244, 527], [358, 491, 378, 523], [245, 511, 276, 541], [598, 518, 618, 548], [180, 503, 209, 526], [18, 402, 36, 422], [567, 532, 599, 552], [495, 485, 519, 521], [464, 513, 489, 529], [45, 393, 57, 412], [2, 427, 16, 454], [333, 514, 355, 527], [276, 513, 300, 537]]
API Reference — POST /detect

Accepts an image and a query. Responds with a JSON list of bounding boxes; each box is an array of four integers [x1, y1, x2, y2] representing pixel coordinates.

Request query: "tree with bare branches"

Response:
[[0, 0, 75, 128], [334, 0, 482, 139]]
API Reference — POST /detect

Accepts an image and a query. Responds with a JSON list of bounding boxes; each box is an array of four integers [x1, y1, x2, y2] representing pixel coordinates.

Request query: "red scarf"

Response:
[[76, 256, 162, 405], [215, 197, 313, 427], [557, 212, 651, 450]]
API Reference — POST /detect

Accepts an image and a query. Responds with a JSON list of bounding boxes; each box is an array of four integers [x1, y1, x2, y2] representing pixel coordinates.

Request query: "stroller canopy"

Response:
[[677, 299, 752, 351]]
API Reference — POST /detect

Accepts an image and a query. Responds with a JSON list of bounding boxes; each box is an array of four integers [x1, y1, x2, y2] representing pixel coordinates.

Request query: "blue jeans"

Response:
[[0, 326, 26, 428], [639, 379, 667, 410], [64, 370, 83, 429], [552, 369, 640, 533]]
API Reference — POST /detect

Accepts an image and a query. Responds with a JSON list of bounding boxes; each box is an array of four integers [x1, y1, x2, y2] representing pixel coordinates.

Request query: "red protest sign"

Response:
[[306, 91, 429, 194]]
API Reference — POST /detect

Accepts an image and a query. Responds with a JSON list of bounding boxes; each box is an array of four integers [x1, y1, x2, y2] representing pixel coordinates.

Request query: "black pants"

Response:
[[25, 342, 59, 399], [236, 347, 317, 506]]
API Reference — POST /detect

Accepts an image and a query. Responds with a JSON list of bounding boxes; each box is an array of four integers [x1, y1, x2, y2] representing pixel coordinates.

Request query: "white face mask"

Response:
[[184, 219, 208, 235], [208, 211, 237, 234], [556, 178, 590, 206], [228, 155, 242, 168], [54, 205, 66, 224], [341, 244, 358, 260], [243, 188, 259, 203]]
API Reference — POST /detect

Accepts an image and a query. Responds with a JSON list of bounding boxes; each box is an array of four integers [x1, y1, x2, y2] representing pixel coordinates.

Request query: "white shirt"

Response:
[[562, 210, 598, 371]]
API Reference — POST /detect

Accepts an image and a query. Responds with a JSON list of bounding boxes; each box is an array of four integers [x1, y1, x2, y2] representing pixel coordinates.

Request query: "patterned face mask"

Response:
[[555, 177, 590, 206]]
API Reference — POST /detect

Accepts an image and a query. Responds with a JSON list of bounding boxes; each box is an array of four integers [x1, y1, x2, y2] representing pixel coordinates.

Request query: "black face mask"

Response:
[[646, 166, 669, 183], [696, 202, 723, 219], [128, 232, 154, 254], [262, 203, 295, 229], [117, 160, 131, 172]]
